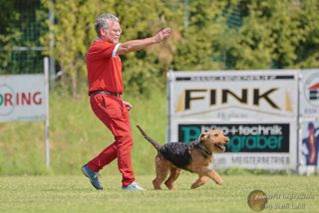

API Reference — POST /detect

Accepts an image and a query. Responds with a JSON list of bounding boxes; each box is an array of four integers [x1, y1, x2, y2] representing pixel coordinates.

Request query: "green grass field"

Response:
[[0, 174, 318, 213]]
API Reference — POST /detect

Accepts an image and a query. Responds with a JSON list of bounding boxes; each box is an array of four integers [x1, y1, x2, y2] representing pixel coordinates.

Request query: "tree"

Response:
[[173, 0, 227, 71], [0, 0, 20, 73], [41, 0, 182, 96], [296, 0, 319, 68], [219, 0, 319, 69], [40, 0, 319, 97], [42, 0, 103, 97]]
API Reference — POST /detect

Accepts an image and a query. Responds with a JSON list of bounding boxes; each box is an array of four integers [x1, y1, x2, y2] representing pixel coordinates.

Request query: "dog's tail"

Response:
[[136, 125, 162, 151]]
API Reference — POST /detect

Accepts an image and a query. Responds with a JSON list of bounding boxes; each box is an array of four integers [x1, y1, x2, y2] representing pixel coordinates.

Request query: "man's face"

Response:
[[100, 20, 122, 44]]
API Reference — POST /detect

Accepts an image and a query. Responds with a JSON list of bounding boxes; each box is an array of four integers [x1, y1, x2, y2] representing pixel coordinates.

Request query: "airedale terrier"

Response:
[[136, 125, 229, 190]]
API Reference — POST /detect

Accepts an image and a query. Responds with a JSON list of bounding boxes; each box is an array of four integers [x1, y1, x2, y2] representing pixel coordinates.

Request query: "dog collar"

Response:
[[193, 142, 212, 158]]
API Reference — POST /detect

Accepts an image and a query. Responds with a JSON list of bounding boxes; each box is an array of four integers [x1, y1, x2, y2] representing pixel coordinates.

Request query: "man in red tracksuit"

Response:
[[81, 13, 171, 191]]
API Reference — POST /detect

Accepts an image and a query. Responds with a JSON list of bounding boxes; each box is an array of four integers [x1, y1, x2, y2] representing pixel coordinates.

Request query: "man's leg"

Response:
[[82, 95, 124, 190], [115, 115, 143, 190], [113, 104, 135, 187], [89, 95, 135, 186], [86, 95, 120, 172], [87, 141, 117, 172], [116, 132, 135, 186]]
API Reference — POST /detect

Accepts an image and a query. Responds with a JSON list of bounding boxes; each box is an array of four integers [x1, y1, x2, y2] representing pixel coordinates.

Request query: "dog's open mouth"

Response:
[[215, 144, 225, 152]]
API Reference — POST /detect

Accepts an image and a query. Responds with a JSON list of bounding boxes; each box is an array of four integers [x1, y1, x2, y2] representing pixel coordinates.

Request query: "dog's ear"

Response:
[[200, 132, 208, 141]]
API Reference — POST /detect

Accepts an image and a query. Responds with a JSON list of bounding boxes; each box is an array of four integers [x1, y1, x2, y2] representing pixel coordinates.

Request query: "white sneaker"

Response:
[[122, 181, 145, 191]]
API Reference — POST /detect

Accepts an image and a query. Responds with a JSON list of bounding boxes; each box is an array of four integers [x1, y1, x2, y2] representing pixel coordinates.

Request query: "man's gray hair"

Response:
[[95, 13, 119, 36]]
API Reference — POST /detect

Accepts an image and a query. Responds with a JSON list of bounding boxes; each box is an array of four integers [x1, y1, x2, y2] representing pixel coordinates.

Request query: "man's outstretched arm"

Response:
[[117, 28, 171, 55]]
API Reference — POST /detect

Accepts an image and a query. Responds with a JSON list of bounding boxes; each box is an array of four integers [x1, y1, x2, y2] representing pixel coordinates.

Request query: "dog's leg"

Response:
[[164, 168, 181, 190], [191, 175, 210, 189], [153, 155, 169, 190], [205, 169, 223, 185], [194, 168, 223, 185]]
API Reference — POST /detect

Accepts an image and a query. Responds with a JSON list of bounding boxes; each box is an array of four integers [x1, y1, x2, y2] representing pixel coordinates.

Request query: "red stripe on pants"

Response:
[[87, 94, 135, 187]]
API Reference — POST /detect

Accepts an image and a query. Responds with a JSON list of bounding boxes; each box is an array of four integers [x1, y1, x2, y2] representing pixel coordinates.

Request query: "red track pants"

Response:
[[87, 94, 135, 187]]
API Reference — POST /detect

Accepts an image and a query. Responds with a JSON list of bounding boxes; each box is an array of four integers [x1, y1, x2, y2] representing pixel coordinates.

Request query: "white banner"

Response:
[[299, 69, 319, 119], [168, 70, 299, 170], [0, 74, 47, 122], [298, 69, 319, 174]]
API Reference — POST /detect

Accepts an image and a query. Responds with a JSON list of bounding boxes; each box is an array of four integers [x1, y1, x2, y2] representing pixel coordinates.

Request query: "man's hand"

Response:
[[123, 100, 133, 111], [153, 28, 172, 43]]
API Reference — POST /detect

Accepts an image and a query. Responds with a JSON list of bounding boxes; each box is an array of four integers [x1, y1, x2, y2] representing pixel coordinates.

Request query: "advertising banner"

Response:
[[298, 69, 319, 174], [175, 122, 295, 169], [299, 121, 319, 174], [168, 70, 299, 170], [0, 74, 46, 122], [299, 69, 319, 118]]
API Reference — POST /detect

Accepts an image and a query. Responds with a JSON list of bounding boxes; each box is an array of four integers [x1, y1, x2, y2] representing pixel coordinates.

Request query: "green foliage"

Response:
[[0, 0, 44, 74], [41, 0, 99, 96], [114, 0, 180, 94], [0, 0, 20, 73], [296, 0, 319, 68], [173, 0, 227, 70], [1, 1, 319, 86], [39, 0, 319, 95], [219, 0, 319, 69], [41, 0, 177, 96]]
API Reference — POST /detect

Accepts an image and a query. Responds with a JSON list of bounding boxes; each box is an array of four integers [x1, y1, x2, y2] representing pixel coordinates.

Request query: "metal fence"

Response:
[[0, 0, 44, 74]]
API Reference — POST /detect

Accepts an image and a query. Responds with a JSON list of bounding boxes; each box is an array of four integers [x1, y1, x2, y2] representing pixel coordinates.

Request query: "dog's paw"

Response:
[[152, 179, 162, 190], [191, 182, 205, 189], [191, 184, 199, 189], [215, 179, 223, 185], [164, 181, 174, 190]]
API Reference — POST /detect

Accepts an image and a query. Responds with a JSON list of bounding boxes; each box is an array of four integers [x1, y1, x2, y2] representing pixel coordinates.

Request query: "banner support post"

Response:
[[44, 57, 50, 168]]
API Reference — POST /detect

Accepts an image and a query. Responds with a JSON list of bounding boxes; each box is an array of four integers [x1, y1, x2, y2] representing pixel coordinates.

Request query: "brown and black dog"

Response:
[[136, 125, 229, 190]]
